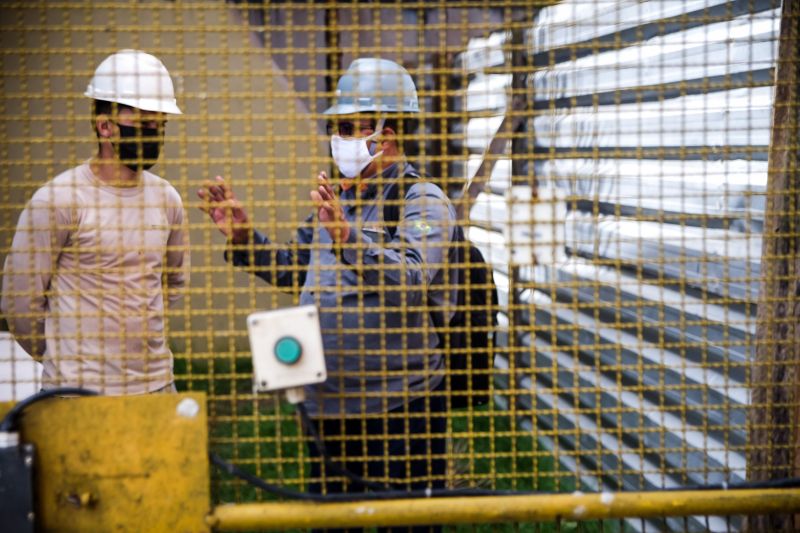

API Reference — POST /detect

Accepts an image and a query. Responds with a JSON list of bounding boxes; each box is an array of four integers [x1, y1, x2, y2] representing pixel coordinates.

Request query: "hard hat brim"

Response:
[[85, 90, 183, 115], [323, 103, 419, 116]]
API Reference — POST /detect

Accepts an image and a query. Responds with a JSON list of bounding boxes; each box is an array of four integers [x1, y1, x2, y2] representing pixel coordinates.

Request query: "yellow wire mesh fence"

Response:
[[1, 1, 798, 532]]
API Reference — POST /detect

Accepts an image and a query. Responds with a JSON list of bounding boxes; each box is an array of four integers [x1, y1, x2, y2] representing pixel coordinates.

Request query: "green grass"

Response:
[[446, 410, 616, 533]]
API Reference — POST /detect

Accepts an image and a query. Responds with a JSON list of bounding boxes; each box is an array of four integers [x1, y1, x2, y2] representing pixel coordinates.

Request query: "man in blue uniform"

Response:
[[199, 58, 455, 531]]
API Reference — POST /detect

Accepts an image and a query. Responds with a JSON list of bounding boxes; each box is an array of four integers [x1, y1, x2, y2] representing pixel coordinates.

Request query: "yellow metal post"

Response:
[[1, 393, 211, 532]]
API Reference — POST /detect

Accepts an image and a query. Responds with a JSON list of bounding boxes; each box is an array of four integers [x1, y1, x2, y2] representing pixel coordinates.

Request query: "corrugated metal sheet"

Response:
[[454, 1, 780, 530]]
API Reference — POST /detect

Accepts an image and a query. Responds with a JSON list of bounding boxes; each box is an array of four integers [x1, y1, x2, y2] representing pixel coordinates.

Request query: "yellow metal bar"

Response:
[[208, 489, 800, 531]]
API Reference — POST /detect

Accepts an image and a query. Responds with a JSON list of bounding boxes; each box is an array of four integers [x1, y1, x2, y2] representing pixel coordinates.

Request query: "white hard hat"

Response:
[[84, 49, 182, 115], [323, 58, 419, 116]]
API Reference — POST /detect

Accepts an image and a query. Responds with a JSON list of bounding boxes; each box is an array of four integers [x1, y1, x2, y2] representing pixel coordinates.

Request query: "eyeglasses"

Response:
[[326, 119, 376, 137]]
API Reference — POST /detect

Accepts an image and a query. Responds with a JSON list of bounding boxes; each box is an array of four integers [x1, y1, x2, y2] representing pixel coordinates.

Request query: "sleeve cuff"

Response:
[[224, 230, 263, 266]]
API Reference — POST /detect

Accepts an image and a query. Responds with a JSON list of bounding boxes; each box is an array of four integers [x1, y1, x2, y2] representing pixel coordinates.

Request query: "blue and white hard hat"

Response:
[[324, 58, 419, 116]]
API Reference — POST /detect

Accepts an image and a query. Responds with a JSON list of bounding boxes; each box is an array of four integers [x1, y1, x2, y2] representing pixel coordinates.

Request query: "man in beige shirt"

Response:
[[1, 50, 189, 395]]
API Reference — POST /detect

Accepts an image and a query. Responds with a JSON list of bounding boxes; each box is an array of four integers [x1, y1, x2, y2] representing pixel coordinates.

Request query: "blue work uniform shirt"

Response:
[[229, 162, 457, 416]]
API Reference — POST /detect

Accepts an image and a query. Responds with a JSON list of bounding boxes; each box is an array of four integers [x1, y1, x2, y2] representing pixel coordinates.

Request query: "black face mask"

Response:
[[115, 124, 163, 171]]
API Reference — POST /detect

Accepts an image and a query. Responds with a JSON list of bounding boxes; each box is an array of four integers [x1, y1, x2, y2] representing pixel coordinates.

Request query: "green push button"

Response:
[[274, 336, 302, 365]]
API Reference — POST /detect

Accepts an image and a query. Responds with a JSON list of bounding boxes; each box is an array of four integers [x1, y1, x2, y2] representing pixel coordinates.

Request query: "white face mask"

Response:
[[330, 122, 384, 179]]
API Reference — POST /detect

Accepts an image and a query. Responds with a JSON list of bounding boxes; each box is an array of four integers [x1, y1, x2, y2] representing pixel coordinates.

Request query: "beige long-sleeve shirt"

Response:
[[1, 162, 189, 395]]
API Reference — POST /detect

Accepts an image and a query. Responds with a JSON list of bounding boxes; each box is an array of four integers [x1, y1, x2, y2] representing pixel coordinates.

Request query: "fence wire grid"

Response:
[[1, 1, 798, 532]]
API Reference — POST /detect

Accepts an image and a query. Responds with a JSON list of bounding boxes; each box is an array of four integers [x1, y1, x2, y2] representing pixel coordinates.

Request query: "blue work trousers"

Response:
[[307, 394, 447, 533]]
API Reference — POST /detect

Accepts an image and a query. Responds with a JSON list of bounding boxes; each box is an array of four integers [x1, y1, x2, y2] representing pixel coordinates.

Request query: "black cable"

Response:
[[295, 402, 393, 492], [293, 404, 543, 498], [209, 450, 522, 502], [209, 452, 321, 501], [669, 476, 800, 492], [217, 401, 800, 502], [0, 387, 98, 432], [209, 449, 800, 502]]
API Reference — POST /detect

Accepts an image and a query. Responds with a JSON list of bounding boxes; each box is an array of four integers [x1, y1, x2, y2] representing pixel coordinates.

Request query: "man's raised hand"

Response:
[[310, 171, 350, 243], [198, 175, 251, 245]]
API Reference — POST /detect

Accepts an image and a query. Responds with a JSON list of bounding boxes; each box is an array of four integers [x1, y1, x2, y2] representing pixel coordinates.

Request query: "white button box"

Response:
[[247, 305, 327, 392]]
